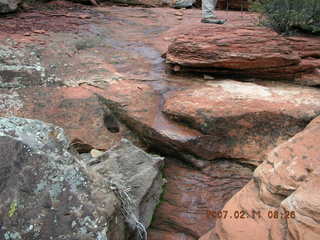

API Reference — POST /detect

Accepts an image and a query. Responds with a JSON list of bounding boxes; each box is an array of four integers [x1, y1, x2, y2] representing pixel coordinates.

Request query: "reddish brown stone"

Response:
[[255, 115, 320, 206], [163, 80, 320, 165], [0, 86, 132, 151], [166, 26, 300, 69], [281, 175, 320, 240], [166, 26, 320, 85], [200, 116, 320, 240], [148, 158, 252, 239], [82, 81, 212, 167]]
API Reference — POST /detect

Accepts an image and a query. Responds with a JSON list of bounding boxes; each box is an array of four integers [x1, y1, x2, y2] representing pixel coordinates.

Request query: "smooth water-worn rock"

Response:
[[0, 117, 164, 240], [166, 26, 320, 86], [200, 116, 320, 240], [0, 0, 21, 13]]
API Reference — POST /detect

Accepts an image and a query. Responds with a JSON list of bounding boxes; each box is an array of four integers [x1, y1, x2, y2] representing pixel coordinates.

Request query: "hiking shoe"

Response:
[[201, 18, 226, 24]]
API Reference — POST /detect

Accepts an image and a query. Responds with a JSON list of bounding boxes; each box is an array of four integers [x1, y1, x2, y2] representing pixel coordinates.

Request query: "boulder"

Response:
[[200, 115, 320, 240], [0, 0, 21, 13], [163, 80, 320, 165], [166, 26, 320, 86], [0, 117, 164, 240]]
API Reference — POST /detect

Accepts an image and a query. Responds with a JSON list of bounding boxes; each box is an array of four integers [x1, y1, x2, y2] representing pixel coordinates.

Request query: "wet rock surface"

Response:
[[200, 116, 320, 240], [0, 86, 138, 151], [166, 26, 320, 86], [0, 117, 164, 240]]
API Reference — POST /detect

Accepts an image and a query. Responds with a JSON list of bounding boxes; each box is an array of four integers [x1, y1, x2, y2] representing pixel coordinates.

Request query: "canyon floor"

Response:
[[0, 2, 320, 240]]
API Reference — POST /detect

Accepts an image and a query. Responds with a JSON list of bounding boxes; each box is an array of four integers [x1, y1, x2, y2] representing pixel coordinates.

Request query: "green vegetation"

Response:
[[8, 200, 17, 217], [250, 0, 320, 34]]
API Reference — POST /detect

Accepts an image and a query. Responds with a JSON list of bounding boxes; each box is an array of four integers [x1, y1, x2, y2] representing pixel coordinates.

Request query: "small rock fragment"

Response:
[[90, 149, 104, 158], [203, 74, 215, 80]]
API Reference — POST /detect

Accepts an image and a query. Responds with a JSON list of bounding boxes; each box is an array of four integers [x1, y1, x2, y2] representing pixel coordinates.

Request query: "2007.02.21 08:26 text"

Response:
[[207, 210, 296, 219]]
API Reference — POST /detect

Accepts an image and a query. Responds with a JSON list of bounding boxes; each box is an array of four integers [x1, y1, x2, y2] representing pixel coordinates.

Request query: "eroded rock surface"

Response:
[[163, 80, 320, 165], [166, 26, 320, 86], [89, 78, 320, 166], [148, 158, 253, 240], [82, 81, 210, 168], [200, 116, 320, 240], [0, 117, 164, 240]]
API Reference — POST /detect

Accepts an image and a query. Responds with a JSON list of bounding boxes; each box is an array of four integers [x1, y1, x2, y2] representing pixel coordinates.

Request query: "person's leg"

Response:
[[202, 0, 216, 19], [201, 0, 226, 24]]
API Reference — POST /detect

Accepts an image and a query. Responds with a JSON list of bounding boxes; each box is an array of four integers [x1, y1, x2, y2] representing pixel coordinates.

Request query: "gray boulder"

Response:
[[0, 0, 21, 13], [0, 117, 164, 240]]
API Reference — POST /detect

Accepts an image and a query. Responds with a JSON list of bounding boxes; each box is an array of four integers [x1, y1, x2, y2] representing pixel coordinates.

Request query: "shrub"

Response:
[[250, 0, 320, 34]]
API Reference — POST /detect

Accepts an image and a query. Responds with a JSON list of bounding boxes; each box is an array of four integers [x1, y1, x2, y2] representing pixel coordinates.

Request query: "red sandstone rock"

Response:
[[148, 158, 252, 239], [163, 80, 320, 165], [281, 175, 320, 240], [286, 36, 320, 58], [166, 26, 320, 85], [82, 80, 211, 167], [200, 116, 320, 240], [0, 86, 134, 151], [84, 79, 320, 166], [83, 81, 254, 238], [255, 116, 320, 206], [167, 26, 299, 69]]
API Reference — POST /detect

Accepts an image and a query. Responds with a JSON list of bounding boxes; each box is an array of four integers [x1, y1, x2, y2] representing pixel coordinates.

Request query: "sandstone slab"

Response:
[[82, 81, 212, 168], [163, 80, 320, 164], [166, 26, 320, 85], [0, 86, 137, 152]]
